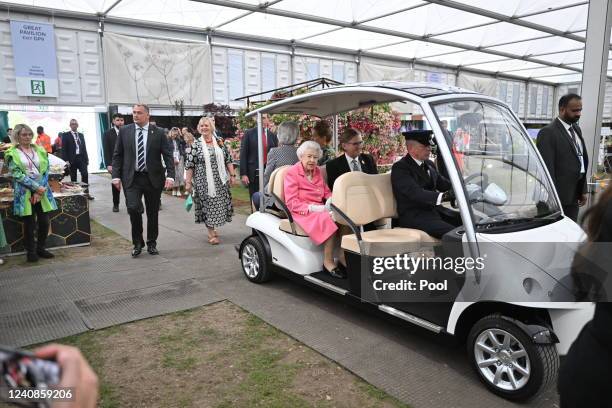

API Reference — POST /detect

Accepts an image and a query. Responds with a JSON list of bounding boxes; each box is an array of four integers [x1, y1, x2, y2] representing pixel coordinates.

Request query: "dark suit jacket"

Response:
[[61, 131, 88, 165], [537, 118, 589, 205], [239, 127, 278, 181], [325, 153, 378, 190], [391, 155, 451, 227], [102, 127, 119, 167], [111, 123, 174, 190]]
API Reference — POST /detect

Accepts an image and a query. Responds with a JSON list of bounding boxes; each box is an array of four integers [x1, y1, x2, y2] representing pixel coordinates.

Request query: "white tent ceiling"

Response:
[[1, 0, 610, 84]]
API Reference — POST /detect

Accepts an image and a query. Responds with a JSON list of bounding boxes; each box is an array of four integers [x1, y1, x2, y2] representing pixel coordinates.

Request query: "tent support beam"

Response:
[[580, 0, 612, 201], [101, 0, 123, 17], [421, 0, 588, 44], [193, 0, 585, 75]]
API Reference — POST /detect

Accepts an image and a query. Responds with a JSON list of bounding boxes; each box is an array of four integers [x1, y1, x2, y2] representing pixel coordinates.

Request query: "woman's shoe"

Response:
[[324, 265, 346, 279]]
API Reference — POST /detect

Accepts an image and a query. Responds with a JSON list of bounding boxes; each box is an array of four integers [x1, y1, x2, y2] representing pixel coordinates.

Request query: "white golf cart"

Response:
[[238, 82, 594, 401]]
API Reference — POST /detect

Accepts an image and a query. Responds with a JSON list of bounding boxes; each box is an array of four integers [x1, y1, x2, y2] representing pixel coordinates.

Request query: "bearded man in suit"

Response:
[[537, 93, 589, 222], [103, 113, 124, 212]]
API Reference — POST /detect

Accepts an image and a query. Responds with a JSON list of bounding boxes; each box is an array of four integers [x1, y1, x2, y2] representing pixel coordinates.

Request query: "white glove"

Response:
[[308, 204, 326, 213], [324, 197, 332, 211]]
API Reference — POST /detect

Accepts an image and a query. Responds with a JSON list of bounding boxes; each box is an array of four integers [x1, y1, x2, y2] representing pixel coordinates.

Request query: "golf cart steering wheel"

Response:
[[464, 172, 489, 188], [460, 172, 490, 208]]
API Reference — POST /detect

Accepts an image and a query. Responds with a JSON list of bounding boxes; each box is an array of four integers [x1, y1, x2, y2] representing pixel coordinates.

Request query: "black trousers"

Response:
[[397, 211, 455, 239], [563, 204, 579, 222], [69, 155, 89, 193], [124, 173, 161, 246], [20, 202, 49, 253], [111, 183, 120, 206]]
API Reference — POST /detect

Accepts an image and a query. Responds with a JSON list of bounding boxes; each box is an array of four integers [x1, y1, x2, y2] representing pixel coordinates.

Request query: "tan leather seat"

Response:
[[269, 165, 292, 203], [268, 165, 309, 236], [331, 172, 439, 254], [279, 219, 309, 236]]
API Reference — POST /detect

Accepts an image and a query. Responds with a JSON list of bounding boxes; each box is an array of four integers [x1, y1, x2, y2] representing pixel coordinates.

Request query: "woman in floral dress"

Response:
[[184, 117, 236, 245]]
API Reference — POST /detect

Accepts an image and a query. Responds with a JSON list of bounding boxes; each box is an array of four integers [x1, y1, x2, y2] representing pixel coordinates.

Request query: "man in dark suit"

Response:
[[391, 130, 455, 239], [62, 119, 94, 199], [240, 114, 278, 198], [325, 128, 378, 190], [537, 93, 589, 222], [103, 113, 124, 212], [112, 104, 174, 257]]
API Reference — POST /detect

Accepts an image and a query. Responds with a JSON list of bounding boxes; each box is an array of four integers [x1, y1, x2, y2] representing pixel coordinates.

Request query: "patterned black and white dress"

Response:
[[184, 138, 233, 228]]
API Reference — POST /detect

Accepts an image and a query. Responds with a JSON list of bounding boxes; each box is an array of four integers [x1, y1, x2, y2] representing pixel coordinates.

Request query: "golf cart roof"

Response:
[[245, 81, 480, 118]]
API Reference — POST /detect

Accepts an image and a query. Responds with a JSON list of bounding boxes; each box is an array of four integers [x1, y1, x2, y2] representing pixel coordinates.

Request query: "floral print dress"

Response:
[[184, 138, 233, 228]]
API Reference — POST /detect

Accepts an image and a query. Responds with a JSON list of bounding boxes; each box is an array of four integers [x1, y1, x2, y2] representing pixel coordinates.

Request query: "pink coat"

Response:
[[284, 162, 338, 245]]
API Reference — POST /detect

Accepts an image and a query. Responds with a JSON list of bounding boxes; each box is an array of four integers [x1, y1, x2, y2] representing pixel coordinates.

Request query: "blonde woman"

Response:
[[168, 127, 185, 196], [184, 117, 236, 244], [5, 124, 57, 262], [182, 127, 195, 147]]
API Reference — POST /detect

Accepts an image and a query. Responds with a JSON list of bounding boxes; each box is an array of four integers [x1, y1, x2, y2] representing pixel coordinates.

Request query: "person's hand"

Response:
[[35, 344, 99, 408], [229, 174, 236, 186], [174, 159, 179, 165], [30, 193, 40, 204], [112, 179, 121, 192], [578, 193, 587, 207], [441, 189, 455, 203], [241, 175, 249, 186], [164, 179, 174, 190], [106, 166, 112, 173], [185, 181, 193, 193]]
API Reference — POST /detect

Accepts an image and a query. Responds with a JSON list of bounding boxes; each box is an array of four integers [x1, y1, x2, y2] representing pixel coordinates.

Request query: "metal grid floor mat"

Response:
[[75, 278, 224, 330], [0, 302, 89, 347]]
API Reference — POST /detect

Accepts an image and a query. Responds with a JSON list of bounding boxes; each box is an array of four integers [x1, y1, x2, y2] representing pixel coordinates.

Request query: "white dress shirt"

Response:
[[134, 124, 149, 170], [345, 153, 362, 172], [557, 117, 585, 174], [71, 131, 80, 155]]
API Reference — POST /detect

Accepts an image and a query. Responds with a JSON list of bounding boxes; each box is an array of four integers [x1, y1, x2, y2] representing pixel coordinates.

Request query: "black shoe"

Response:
[[131, 243, 143, 257], [112, 205, 119, 212], [37, 248, 55, 259], [147, 243, 159, 255], [87, 195, 95, 200], [324, 265, 347, 279], [26, 252, 39, 263]]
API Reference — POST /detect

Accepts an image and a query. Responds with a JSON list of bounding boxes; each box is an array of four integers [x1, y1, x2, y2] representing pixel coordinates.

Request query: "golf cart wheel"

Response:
[[467, 314, 559, 401], [240, 236, 272, 283]]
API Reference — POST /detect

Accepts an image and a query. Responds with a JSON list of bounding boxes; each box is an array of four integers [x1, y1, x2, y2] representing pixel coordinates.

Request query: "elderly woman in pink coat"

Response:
[[284, 141, 345, 279]]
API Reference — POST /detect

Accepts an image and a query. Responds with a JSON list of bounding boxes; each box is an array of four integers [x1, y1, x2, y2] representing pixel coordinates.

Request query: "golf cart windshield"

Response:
[[433, 100, 561, 229]]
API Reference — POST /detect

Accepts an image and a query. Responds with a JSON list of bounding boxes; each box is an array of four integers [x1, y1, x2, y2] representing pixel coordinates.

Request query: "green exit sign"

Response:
[[31, 80, 45, 95]]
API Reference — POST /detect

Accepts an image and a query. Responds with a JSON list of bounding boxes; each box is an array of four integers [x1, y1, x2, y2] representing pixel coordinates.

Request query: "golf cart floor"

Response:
[[310, 271, 351, 291]]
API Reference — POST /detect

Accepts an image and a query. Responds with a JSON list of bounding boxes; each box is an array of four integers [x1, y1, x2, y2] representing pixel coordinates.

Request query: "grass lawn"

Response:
[[48, 301, 410, 408]]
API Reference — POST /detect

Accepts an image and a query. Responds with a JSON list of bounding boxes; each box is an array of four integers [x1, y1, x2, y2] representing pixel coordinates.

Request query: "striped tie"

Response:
[[137, 128, 145, 172]]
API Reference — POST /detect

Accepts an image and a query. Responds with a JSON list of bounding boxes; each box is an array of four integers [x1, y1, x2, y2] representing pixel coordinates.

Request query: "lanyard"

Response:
[[18, 146, 40, 174]]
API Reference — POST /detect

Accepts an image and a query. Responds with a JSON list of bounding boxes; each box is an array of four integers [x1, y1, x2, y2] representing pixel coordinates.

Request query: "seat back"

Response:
[[331, 172, 397, 226], [269, 165, 292, 203]]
